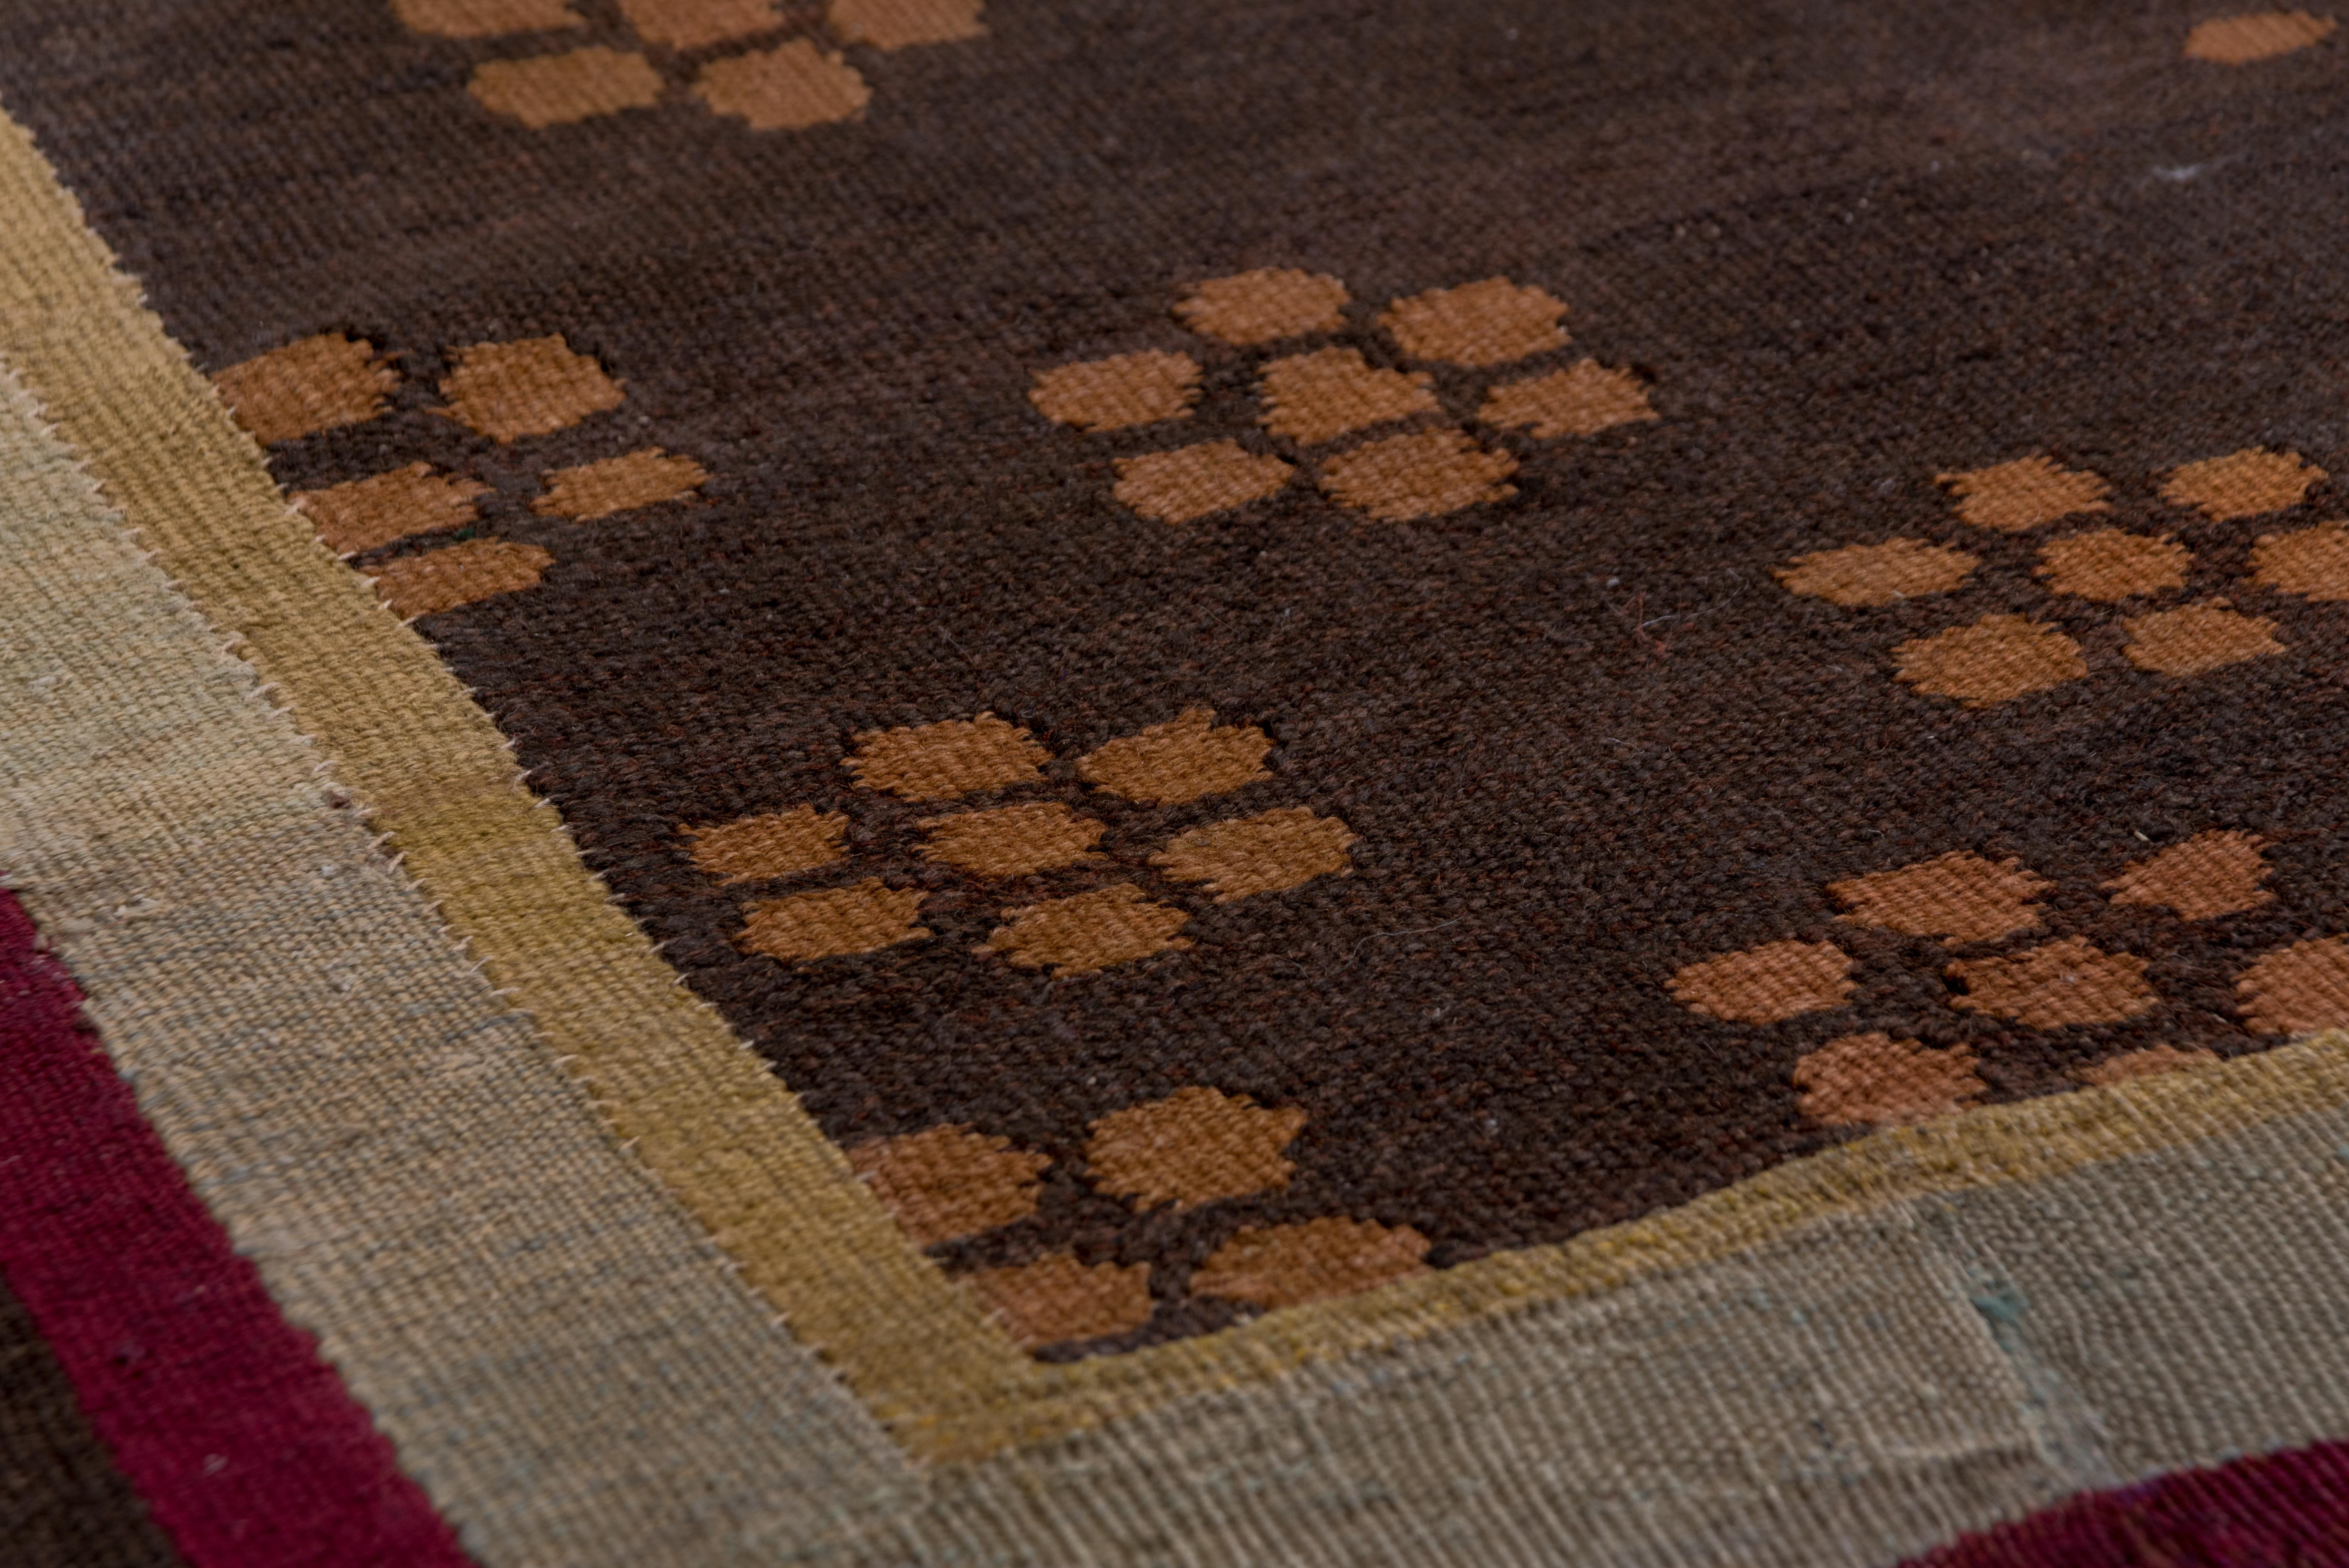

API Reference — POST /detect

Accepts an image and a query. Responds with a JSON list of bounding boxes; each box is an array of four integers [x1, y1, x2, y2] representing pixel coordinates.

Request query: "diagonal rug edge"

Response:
[[0, 355, 919, 1562], [0, 92, 1035, 1448]]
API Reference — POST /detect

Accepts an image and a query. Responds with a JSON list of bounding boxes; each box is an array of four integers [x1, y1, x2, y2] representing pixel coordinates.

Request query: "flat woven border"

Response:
[[7, 96, 2348, 1465], [0, 269, 909, 1562]]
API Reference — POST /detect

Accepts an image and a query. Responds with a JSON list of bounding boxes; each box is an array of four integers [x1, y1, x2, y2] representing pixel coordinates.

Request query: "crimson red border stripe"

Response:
[[0, 888, 473, 1567], [1909, 1440, 2349, 1567]]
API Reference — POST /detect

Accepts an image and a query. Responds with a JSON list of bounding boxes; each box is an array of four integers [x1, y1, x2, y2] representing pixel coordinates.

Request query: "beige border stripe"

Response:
[[9, 90, 2349, 1466], [925, 1026, 2349, 1454], [887, 1075, 2349, 1566], [0, 361, 912, 1564]]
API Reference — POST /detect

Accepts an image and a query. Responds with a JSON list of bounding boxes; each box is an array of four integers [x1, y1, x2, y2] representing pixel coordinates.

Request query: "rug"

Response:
[[5, 2, 2349, 1563]]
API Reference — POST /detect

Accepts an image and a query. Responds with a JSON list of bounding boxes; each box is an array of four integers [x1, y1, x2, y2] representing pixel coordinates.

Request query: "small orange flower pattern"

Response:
[[1030, 267, 1659, 527], [213, 330, 708, 620], [687, 707, 1356, 976], [1669, 830, 2347, 1131], [395, 0, 987, 133], [847, 1086, 1428, 1352], [1777, 448, 2337, 708]]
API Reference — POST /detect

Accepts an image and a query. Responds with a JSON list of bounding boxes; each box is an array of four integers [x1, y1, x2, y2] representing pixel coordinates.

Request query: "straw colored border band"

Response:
[[7, 93, 2347, 1465], [0, 101, 1024, 1443]]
